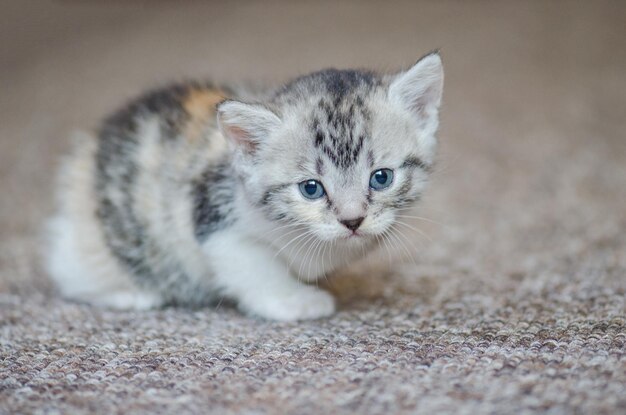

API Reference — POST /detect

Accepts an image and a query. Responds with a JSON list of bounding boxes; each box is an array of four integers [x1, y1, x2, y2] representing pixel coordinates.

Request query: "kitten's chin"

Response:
[[337, 231, 377, 247], [314, 231, 368, 244]]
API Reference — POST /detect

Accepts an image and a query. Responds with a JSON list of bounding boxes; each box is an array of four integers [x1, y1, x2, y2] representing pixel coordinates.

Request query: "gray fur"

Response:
[[48, 52, 444, 317]]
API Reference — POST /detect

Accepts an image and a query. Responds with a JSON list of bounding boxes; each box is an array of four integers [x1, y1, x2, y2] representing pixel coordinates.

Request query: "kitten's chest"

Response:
[[268, 228, 373, 281]]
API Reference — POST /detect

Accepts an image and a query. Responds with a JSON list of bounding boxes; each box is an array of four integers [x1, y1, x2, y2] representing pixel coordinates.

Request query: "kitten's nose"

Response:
[[340, 217, 364, 232]]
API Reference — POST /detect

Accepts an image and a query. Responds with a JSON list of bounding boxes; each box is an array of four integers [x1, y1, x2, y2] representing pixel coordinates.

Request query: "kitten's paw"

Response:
[[243, 286, 336, 322], [91, 291, 162, 310]]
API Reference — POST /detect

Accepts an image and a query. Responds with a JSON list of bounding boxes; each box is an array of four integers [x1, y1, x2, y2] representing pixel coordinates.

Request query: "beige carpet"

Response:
[[1, 1, 625, 413]]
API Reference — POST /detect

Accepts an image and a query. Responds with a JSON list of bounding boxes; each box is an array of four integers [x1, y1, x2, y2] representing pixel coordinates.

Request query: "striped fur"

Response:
[[47, 53, 444, 320]]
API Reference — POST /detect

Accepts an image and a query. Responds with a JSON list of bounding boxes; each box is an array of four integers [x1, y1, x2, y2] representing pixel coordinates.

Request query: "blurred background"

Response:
[[1, 2, 626, 413], [1, 0, 625, 293]]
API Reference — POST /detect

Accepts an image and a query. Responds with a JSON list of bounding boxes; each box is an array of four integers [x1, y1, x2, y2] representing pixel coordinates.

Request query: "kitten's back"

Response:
[[47, 82, 233, 309]]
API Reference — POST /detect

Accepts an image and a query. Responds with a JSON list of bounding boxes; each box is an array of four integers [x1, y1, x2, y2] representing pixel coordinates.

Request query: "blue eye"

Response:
[[369, 169, 394, 190], [299, 180, 325, 199]]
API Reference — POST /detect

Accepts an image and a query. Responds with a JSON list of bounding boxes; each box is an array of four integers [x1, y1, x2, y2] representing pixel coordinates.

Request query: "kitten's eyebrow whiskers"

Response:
[[400, 156, 431, 172]]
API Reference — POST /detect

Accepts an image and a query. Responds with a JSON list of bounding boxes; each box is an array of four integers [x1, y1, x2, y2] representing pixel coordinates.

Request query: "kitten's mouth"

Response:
[[342, 230, 369, 240], [335, 232, 357, 241]]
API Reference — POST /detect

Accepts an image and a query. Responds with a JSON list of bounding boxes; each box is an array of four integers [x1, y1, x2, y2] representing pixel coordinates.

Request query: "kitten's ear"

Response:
[[388, 51, 444, 135], [217, 100, 281, 153]]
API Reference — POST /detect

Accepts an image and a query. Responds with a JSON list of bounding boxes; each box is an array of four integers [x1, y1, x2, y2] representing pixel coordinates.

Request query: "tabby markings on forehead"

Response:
[[315, 158, 325, 176], [311, 102, 370, 169], [367, 150, 375, 168]]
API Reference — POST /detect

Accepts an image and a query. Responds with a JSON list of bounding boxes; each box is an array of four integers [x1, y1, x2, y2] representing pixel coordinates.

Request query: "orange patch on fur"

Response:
[[182, 88, 227, 140]]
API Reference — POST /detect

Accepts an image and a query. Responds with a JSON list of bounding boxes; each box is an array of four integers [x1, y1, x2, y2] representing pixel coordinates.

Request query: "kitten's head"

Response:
[[218, 52, 443, 243]]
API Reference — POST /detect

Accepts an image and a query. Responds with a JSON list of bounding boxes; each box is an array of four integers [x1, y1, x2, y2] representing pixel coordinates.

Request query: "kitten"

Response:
[[46, 52, 444, 321]]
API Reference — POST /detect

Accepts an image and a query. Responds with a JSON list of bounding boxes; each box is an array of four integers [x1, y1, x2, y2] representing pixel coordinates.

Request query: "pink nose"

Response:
[[340, 217, 364, 231]]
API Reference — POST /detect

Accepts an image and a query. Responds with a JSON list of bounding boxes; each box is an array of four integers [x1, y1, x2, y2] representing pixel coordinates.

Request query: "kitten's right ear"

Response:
[[388, 51, 444, 137], [217, 100, 281, 153]]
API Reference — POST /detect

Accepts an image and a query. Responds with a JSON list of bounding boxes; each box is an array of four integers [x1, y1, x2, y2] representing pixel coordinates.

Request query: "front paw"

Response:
[[242, 286, 336, 322]]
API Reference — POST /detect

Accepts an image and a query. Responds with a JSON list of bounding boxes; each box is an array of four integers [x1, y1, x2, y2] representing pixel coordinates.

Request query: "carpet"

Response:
[[1, 1, 625, 414]]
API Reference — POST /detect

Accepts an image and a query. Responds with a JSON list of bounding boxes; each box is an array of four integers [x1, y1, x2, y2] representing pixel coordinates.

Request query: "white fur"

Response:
[[203, 228, 335, 321], [48, 58, 443, 321], [46, 133, 162, 310]]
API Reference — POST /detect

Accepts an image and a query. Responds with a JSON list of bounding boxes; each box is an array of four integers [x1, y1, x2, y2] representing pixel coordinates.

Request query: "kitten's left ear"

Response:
[[217, 100, 281, 154], [389, 51, 444, 136]]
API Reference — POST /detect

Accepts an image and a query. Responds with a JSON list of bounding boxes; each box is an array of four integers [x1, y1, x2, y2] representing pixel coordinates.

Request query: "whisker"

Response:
[[299, 236, 315, 278], [394, 220, 433, 242], [320, 240, 330, 285], [299, 234, 321, 280], [268, 226, 309, 248], [309, 238, 325, 287], [386, 227, 412, 262], [291, 233, 317, 284], [290, 231, 317, 266], [377, 232, 393, 265], [290, 232, 316, 266], [397, 205, 448, 215], [321, 239, 329, 277], [328, 239, 339, 287], [380, 229, 398, 264], [214, 295, 225, 311], [360, 237, 367, 259], [263, 221, 308, 238], [329, 239, 336, 274], [390, 225, 419, 267], [393, 222, 426, 249], [274, 229, 315, 259], [394, 214, 446, 227]]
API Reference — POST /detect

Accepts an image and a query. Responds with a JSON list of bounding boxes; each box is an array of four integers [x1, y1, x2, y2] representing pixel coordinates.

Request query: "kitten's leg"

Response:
[[88, 291, 162, 310], [47, 215, 163, 311], [206, 234, 335, 321]]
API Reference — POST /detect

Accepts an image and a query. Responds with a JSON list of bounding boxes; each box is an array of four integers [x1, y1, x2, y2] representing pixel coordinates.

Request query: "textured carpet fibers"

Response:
[[1, 1, 625, 414]]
